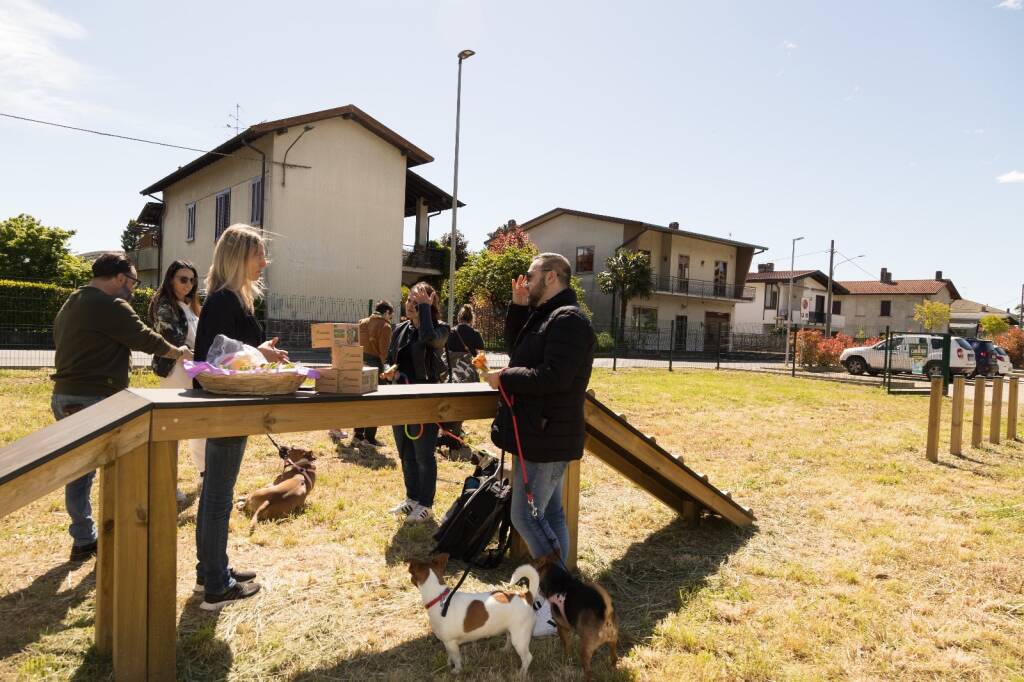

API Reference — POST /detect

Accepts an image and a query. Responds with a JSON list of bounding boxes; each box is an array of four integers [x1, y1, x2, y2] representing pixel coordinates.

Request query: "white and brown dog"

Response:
[[408, 553, 539, 675]]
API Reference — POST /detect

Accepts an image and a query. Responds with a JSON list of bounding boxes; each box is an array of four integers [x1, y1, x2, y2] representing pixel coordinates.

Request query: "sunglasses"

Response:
[[524, 269, 551, 283], [123, 272, 140, 285], [176, 275, 196, 285]]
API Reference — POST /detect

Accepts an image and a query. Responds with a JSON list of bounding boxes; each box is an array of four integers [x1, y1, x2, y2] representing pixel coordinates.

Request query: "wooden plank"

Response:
[[950, 375, 965, 456], [147, 440, 178, 681], [926, 377, 942, 462], [95, 462, 116, 656], [682, 500, 699, 528], [972, 378, 986, 448], [1009, 377, 1019, 441], [131, 382, 496, 407], [560, 459, 580, 570], [151, 394, 497, 441], [0, 414, 151, 519], [583, 432, 691, 516], [113, 443, 149, 681], [990, 376, 1004, 445]]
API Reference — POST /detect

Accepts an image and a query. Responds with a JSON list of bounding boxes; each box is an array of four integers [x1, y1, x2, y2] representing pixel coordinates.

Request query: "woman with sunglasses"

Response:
[[149, 260, 206, 502]]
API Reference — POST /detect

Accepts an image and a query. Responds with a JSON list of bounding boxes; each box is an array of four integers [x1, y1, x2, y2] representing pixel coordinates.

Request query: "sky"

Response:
[[0, 0, 1021, 308]]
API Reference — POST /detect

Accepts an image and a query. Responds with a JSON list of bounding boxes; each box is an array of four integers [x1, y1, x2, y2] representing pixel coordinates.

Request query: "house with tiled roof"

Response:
[[949, 299, 1020, 337], [834, 268, 962, 336], [733, 263, 849, 332]]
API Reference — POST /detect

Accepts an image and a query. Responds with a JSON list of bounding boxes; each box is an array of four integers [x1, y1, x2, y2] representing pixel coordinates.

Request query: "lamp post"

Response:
[[783, 236, 804, 365], [447, 49, 475, 325]]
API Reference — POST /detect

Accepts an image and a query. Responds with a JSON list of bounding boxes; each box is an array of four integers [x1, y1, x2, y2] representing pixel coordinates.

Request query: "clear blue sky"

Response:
[[1, 0, 1021, 308]]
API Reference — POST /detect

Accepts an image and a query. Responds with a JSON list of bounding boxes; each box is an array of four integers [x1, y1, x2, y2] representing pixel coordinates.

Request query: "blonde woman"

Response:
[[193, 224, 287, 610]]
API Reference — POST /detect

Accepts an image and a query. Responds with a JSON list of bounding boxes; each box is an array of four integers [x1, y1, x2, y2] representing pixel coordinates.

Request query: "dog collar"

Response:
[[424, 587, 450, 610]]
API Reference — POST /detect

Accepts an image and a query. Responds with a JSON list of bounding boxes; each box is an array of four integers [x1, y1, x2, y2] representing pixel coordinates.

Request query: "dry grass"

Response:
[[1, 368, 1023, 681]]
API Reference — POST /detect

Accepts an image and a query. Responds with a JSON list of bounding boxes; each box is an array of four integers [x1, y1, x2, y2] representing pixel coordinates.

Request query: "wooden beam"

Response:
[[560, 459, 580, 570], [95, 462, 116, 656], [1009, 377, 1019, 441], [147, 440, 178, 681], [950, 375, 965, 456], [584, 432, 691, 516], [113, 443, 149, 680], [926, 377, 943, 462], [990, 376, 1004, 445], [972, 378, 986, 448]]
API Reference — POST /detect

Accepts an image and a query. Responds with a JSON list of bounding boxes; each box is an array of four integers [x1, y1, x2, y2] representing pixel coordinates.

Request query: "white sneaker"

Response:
[[532, 598, 558, 637], [404, 504, 434, 524], [389, 498, 415, 516]]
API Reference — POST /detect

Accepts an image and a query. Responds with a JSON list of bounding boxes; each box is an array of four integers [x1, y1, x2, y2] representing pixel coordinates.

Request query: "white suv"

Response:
[[840, 334, 976, 377]]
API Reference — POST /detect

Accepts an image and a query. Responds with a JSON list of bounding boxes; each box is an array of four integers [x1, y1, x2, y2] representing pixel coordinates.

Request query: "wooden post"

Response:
[[950, 375, 965, 456], [95, 462, 117, 656], [682, 500, 699, 528], [113, 443, 149, 680], [560, 459, 580, 570], [990, 376, 1004, 445], [926, 376, 942, 462], [972, 378, 986, 448], [1008, 377, 1019, 441], [148, 440, 178, 681]]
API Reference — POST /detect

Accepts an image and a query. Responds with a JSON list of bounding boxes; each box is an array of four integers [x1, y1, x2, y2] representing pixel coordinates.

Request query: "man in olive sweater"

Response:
[[52, 253, 191, 561]]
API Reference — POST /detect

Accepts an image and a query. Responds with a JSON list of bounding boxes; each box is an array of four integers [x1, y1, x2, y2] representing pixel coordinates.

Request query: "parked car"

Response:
[[966, 338, 999, 378], [993, 345, 1013, 376], [840, 334, 976, 377]]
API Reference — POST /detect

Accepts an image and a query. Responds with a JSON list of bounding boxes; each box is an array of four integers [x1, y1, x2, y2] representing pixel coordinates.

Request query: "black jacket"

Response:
[[386, 303, 450, 384], [490, 288, 595, 463], [194, 289, 265, 362]]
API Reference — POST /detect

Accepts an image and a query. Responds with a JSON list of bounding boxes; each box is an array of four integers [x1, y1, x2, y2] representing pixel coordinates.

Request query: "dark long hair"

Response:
[[409, 281, 442, 323], [149, 260, 200, 324]]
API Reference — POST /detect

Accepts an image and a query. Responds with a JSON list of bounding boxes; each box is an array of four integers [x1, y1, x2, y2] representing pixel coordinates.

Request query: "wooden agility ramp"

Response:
[[584, 392, 755, 527]]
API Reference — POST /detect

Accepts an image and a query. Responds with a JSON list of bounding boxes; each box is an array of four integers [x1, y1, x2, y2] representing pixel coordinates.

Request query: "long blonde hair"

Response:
[[206, 224, 266, 313]]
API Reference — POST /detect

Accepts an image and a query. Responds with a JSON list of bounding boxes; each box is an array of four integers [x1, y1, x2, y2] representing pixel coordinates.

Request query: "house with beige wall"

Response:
[[834, 269, 961, 337], [137, 105, 457, 338], [735, 265, 849, 332], [518, 208, 765, 348]]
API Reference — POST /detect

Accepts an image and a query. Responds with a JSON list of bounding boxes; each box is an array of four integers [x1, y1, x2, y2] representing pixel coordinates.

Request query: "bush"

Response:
[[796, 329, 823, 367], [816, 333, 854, 367], [996, 327, 1024, 368], [0, 278, 154, 330], [595, 331, 615, 353]]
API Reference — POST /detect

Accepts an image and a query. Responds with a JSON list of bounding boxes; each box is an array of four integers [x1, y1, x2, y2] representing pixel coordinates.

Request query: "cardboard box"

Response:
[[311, 322, 360, 349], [315, 366, 379, 395], [331, 343, 364, 369]]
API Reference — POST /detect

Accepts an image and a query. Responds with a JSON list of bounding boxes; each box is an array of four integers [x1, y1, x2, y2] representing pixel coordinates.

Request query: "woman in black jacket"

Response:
[[193, 224, 288, 611], [383, 282, 449, 524]]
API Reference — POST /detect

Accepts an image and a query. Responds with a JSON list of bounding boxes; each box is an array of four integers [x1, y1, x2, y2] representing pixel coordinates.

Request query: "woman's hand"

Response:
[[380, 364, 398, 382], [257, 337, 289, 363], [511, 275, 529, 306]]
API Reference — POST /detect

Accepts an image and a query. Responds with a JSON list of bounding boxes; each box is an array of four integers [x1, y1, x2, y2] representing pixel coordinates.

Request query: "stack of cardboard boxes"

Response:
[[310, 323, 379, 395]]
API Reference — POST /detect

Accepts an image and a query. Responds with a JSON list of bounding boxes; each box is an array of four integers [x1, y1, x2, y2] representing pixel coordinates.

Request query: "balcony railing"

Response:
[[401, 244, 444, 271], [652, 275, 755, 301]]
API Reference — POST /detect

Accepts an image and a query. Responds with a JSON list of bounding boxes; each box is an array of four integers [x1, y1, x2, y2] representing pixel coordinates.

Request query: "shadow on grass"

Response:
[[336, 442, 396, 470], [174, 593, 234, 681], [0, 561, 95, 660], [384, 517, 441, 567], [300, 516, 754, 680]]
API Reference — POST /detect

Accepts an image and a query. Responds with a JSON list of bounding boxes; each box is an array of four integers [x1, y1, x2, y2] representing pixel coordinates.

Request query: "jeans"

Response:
[[354, 356, 384, 442], [51, 394, 107, 547], [195, 436, 247, 595], [510, 458, 570, 560], [392, 422, 439, 508]]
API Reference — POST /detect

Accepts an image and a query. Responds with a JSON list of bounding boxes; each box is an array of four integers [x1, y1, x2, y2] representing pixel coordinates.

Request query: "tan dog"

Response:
[[237, 448, 317, 530], [534, 551, 618, 681]]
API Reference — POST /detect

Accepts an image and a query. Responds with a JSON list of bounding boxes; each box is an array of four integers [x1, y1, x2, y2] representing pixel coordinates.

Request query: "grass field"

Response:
[[1, 368, 1023, 681]]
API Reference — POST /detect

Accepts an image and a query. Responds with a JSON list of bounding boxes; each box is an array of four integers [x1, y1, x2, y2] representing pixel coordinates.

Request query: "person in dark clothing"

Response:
[[193, 224, 288, 611], [446, 304, 486, 357], [483, 253, 595, 559], [440, 304, 487, 451], [352, 300, 394, 447], [51, 253, 191, 561], [382, 282, 450, 524]]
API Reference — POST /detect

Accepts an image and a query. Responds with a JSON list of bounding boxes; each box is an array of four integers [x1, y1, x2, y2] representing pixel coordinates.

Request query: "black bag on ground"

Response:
[[432, 454, 512, 568]]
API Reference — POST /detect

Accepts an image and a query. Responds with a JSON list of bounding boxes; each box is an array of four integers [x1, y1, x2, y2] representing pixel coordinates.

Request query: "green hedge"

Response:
[[0, 279, 155, 328]]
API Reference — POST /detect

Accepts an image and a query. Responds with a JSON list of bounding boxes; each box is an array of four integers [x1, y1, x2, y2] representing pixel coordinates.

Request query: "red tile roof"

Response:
[[837, 279, 960, 298], [745, 270, 817, 282]]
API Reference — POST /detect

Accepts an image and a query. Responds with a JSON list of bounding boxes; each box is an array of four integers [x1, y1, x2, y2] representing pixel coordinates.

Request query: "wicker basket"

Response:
[[196, 371, 307, 396]]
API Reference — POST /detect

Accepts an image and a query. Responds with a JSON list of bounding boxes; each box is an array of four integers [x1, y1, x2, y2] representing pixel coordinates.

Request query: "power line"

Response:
[[836, 250, 877, 280]]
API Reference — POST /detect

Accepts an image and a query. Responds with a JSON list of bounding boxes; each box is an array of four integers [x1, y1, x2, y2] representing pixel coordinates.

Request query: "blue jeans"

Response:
[[195, 436, 247, 595], [51, 394, 107, 547], [392, 423, 439, 508], [511, 459, 570, 560]]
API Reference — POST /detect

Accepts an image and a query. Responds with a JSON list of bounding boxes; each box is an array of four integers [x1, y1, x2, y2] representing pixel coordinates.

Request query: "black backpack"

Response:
[[432, 453, 513, 568]]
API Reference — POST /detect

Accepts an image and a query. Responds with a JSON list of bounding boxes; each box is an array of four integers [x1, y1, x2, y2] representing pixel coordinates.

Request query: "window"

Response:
[[764, 284, 779, 310], [214, 190, 231, 241], [880, 300, 892, 317], [185, 202, 196, 242], [832, 299, 842, 315], [250, 177, 263, 225], [575, 246, 594, 274], [930, 338, 943, 350], [631, 306, 658, 331]]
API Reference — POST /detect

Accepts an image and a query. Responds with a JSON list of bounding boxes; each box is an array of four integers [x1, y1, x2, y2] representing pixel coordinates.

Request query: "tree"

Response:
[[980, 314, 1010, 339], [487, 224, 531, 253], [454, 244, 538, 311], [913, 299, 950, 332], [596, 249, 653, 339], [120, 219, 145, 252], [437, 229, 469, 270], [0, 213, 91, 285]]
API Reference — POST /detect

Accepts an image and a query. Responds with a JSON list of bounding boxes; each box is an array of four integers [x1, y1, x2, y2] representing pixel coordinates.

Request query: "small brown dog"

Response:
[[533, 551, 618, 681], [237, 448, 317, 530]]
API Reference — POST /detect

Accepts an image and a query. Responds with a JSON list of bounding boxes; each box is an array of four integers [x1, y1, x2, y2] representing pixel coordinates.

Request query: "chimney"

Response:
[[757, 262, 775, 273], [508, 219, 517, 228], [935, 270, 943, 281], [880, 267, 888, 283], [668, 221, 679, 230]]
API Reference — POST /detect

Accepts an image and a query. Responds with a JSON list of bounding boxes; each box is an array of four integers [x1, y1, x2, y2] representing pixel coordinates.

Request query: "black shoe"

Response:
[[194, 568, 258, 593], [199, 581, 261, 611], [70, 540, 97, 562], [364, 437, 382, 447]]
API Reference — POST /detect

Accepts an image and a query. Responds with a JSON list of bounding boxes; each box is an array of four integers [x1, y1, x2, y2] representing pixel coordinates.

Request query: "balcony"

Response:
[[652, 275, 755, 301], [780, 310, 846, 329], [401, 245, 444, 271]]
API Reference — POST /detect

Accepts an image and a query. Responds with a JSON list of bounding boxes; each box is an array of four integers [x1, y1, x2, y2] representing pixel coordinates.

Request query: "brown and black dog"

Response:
[[534, 551, 618, 681], [237, 448, 317, 530]]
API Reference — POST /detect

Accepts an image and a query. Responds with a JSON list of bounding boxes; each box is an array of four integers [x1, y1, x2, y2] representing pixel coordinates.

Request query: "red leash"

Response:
[[497, 371, 538, 518]]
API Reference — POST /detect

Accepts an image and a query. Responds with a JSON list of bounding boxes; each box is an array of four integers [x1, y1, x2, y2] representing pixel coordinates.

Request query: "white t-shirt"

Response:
[[178, 300, 199, 349]]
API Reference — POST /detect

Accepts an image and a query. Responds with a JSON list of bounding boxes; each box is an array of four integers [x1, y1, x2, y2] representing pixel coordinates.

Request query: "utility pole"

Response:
[[825, 239, 835, 337], [783, 236, 804, 366]]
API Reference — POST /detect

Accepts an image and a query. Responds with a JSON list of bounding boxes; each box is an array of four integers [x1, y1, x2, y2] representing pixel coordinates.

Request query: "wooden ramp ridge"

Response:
[[584, 393, 755, 526]]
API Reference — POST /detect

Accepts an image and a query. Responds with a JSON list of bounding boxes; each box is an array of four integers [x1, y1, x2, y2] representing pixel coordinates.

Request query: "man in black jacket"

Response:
[[484, 252, 595, 561]]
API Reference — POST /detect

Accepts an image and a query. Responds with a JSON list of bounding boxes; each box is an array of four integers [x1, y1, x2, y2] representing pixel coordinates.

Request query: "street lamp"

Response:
[[447, 49, 475, 325], [783, 236, 804, 365]]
